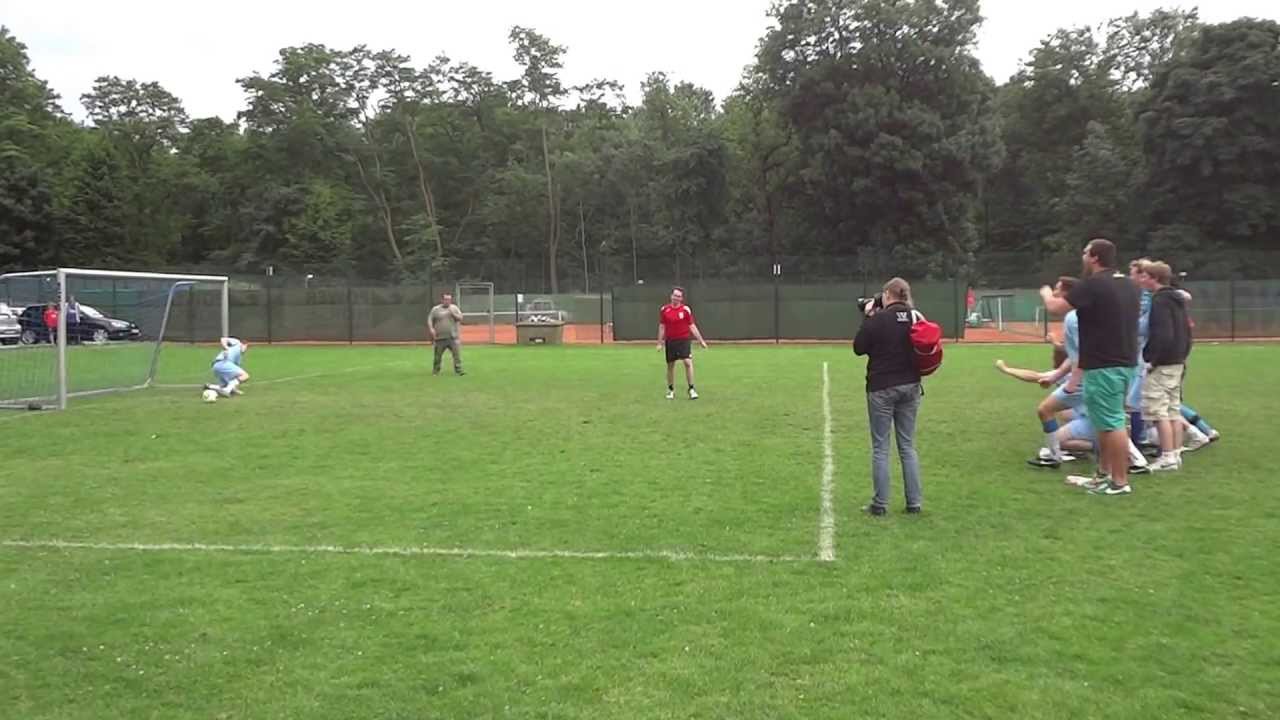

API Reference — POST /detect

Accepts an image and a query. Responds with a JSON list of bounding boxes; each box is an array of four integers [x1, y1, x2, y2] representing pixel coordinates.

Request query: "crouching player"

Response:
[[207, 337, 249, 398]]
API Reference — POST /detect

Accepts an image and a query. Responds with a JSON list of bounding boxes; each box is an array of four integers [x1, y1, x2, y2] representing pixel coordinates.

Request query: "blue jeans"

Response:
[[867, 383, 923, 509]]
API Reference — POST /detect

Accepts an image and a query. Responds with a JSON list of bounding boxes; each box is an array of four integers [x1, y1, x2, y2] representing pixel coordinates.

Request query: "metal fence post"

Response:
[[773, 260, 780, 344], [265, 273, 273, 344], [188, 286, 196, 343], [599, 290, 605, 344], [347, 280, 354, 345], [953, 276, 961, 341], [1229, 278, 1236, 342]]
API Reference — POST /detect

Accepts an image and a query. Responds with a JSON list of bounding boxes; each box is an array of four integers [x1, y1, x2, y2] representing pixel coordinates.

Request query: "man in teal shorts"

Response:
[[1040, 238, 1141, 496]]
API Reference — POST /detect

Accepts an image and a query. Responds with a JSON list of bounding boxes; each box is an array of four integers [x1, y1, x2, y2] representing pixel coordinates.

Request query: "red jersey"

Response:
[[660, 303, 695, 340]]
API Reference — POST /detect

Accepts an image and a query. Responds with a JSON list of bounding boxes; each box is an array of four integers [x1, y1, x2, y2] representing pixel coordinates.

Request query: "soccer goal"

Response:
[[0, 268, 229, 410], [455, 281, 496, 343]]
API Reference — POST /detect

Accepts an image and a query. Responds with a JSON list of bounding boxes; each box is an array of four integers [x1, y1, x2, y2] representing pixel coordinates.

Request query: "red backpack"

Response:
[[909, 310, 943, 377]]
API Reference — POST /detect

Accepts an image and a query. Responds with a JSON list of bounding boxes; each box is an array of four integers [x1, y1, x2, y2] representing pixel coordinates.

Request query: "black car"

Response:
[[17, 304, 142, 345]]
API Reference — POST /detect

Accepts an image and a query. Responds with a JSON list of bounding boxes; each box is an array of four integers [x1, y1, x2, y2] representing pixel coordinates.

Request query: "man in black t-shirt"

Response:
[[1040, 238, 1141, 496]]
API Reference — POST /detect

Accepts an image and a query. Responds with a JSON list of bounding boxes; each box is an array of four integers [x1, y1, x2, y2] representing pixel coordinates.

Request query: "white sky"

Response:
[[5, 0, 1279, 121]]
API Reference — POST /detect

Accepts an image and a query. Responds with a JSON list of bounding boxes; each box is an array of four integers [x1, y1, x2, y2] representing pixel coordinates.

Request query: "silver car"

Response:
[[0, 303, 20, 345]]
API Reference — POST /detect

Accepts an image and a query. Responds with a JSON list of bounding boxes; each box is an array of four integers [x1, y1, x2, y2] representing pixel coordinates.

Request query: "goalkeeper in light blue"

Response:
[[206, 337, 250, 397]]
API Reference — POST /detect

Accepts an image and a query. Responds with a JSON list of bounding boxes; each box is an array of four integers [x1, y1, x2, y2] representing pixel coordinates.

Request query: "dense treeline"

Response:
[[1, 1, 1278, 288]]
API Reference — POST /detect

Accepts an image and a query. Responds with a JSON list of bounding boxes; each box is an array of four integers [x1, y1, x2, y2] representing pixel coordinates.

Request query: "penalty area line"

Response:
[[1, 539, 817, 565]]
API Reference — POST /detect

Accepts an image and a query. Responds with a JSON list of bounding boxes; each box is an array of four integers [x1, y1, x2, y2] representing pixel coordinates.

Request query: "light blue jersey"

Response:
[[212, 338, 245, 386], [215, 338, 244, 367], [1063, 310, 1080, 365], [1127, 289, 1153, 409], [1136, 289, 1153, 354]]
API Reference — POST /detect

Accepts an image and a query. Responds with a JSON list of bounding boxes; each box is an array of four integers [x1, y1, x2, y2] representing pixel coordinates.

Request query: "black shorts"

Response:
[[665, 338, 692, 363]]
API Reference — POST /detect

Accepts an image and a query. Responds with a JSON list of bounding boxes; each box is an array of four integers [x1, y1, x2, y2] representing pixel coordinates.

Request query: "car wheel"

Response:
[[92, 328, 109, 344], [20, 329, 38, 345]]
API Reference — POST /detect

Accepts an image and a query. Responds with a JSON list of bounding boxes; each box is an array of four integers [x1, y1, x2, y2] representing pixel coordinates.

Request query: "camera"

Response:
[[857, 293, 884, 312]]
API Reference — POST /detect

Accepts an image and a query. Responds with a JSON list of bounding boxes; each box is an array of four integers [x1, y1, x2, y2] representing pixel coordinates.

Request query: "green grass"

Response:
[[1, 343, 1277, 719]]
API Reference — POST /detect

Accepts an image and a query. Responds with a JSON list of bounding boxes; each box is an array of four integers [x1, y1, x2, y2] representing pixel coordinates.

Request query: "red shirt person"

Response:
[[656, 287, 708, 400], [42, 304, 58, 344]]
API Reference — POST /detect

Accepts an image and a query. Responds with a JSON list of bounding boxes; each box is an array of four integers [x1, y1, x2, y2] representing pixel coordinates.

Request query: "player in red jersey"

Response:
[[656, 287, 708, 399]]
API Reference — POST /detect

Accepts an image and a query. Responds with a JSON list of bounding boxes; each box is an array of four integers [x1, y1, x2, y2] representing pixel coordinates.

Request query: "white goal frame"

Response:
[[455, 281, 495, 343], [0, 268, 229, 410]]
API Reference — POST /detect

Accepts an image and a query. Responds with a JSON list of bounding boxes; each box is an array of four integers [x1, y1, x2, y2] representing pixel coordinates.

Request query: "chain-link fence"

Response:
[[6, 252, 1276, 344]]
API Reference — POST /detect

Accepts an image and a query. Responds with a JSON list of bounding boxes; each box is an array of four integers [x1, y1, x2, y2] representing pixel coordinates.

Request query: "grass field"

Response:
[[2, 342, 1277, 719]]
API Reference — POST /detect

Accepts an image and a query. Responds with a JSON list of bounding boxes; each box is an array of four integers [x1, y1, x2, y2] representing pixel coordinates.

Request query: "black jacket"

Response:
[[853, 301, 921, 392], [1144, 286, 1191, 366]]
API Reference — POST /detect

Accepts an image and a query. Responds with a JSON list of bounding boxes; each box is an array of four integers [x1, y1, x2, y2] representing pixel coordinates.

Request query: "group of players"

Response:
[[997, 240, 1219, 493]]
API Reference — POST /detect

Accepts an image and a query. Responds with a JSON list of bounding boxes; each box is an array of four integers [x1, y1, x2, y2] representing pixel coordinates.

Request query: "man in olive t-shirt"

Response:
[[428, 292, 465, 375], [1040, 238, 1140, 496]]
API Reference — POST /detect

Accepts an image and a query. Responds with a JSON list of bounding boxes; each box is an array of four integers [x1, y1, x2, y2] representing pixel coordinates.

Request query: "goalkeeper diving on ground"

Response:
[[206, 337, 249, 398]]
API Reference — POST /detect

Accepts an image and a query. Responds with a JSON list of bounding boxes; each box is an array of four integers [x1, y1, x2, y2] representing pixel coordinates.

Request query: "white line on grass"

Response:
[[1, 539, 812, 565], [1, 362, 414, 424], [818, 361, 836, 562], [151, 361, 413, 390]]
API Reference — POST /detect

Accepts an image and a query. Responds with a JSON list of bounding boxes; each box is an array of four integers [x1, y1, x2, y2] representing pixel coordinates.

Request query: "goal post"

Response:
[[0, 268, 229, 410], [455, 281, 496, 344]]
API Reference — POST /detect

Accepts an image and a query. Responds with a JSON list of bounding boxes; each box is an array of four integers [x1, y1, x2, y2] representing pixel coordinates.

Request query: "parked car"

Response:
[[17, 303, 141, 345], [0, 303, 19, 345]]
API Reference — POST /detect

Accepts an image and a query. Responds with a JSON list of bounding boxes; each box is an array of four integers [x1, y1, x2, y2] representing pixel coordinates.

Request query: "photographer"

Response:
[[852, 278, 923, 516]]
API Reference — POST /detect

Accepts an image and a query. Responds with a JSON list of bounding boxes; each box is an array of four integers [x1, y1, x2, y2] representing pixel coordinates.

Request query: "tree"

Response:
[[756, 0, 1003, 276], [0, 26, 64, 164], [508, 26, 568, 292], [1138, 19, 1280, 272], [81, 76, 189, 173], [238, 44, 406, 269], [0, 158, 55, 266]]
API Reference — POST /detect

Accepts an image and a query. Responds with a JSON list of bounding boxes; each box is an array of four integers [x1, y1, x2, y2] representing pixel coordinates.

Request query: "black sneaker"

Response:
[[1128, 464, 1151, 475], [455, 370, 466, 376], [905, 506, 922, 515], [1027, 456, 1061, 469], [863, 504, 887, 517]]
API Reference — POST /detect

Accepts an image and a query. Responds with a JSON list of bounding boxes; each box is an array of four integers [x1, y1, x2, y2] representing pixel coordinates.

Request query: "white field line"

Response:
[[152, 361, 413, 389], [818, 362, 836, 562], [1, 539, 813, 565], [1, 362, 413, 423]]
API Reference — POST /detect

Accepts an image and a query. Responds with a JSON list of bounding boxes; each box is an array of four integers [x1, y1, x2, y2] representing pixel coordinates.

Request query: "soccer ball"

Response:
[[202, 389, 219, 403]]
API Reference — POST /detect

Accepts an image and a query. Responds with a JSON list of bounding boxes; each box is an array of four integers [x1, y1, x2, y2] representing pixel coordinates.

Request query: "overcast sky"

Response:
[[5, 0, 1278, 120]]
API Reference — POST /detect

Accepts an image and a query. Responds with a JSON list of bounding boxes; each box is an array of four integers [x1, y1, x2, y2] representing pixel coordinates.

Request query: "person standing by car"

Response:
[[852, 278, 924, 516], [42, 303, 58, 345]]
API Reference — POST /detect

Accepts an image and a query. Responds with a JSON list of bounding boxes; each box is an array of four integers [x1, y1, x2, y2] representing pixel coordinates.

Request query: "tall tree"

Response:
[[508, 26, 568, 292]]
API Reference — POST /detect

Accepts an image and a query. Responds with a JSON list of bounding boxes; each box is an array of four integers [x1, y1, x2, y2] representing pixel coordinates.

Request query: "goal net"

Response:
[[455, 281, 496, 343], [0, 269, 229, 410]]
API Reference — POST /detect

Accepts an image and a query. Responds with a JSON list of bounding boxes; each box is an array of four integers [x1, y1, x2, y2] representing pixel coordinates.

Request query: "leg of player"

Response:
[[1180, 404, 1219, 442], [1061, 416, 1101, 487], [450, 338, 464, 375], [1126, 368, 1146, 450], [432, 340, 446, 375], [1182, 417, 1211, 451], [683, 357, 697, 399], [1029, 394, 1068, 467], [225, 369, 249, 396]]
